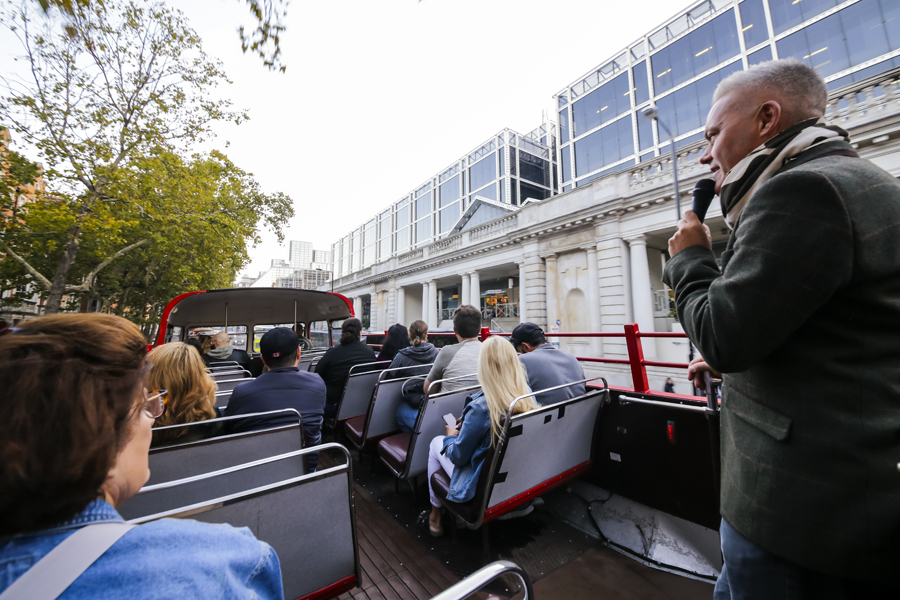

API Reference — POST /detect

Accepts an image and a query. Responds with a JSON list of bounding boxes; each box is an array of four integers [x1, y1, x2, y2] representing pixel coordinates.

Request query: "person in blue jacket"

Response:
[[424, 336, 538, 537], [0, 314, 283, 599]]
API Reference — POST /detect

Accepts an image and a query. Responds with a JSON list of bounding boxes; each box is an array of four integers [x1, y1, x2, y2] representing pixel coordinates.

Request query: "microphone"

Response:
[[691, 179, 717, 223]]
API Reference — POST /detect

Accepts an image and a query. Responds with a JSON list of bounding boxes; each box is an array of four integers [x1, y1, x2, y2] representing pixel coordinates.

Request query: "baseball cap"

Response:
[[509, 322, 544, 348], [260, 327, 300, 359]]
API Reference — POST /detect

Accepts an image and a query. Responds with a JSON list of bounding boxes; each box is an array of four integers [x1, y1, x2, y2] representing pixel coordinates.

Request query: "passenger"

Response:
[[664, 58, 900, 596], [198, 334, 213, 356], [663, 377, 676, 394], [315, 318, 376, 419], [423, 305, 482, 395], [391, 320, 440, 432], [225, 328, 326, 471], [203, 331, 251, 371], [424, 336, 538, 537], [509, 322, 585, 405], [184, 336, 204, 356], [376, 323, 410, 362], [0, 314, 283, 599], [147, 342, 220, 446]]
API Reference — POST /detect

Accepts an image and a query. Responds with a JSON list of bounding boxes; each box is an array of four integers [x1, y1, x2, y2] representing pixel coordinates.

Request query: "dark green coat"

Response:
[[664, 141, 900, 585]]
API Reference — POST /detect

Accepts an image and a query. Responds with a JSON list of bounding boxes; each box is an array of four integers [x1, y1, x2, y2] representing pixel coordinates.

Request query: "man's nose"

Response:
[[699, 144, 712, 165]]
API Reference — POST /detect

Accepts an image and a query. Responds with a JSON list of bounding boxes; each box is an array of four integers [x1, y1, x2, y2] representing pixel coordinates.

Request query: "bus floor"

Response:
[[329, 448, 714, 600]]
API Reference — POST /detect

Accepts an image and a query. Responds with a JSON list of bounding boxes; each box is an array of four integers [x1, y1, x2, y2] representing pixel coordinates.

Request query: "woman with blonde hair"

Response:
[[147, 342, 218, 445], [423, 335, 538, 537]]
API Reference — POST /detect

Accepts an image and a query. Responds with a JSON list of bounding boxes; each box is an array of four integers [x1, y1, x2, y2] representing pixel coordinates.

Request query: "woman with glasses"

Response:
[[147, 342, 221, 446], [0, 314, 283, 599]]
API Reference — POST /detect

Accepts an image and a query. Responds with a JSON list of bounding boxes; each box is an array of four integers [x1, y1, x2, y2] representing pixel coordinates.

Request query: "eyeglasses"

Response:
[[143, 389, 168, 419]]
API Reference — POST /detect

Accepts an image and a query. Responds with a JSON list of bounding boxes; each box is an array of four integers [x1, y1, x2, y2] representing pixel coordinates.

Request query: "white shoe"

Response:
[[496, 503, 534, 520]]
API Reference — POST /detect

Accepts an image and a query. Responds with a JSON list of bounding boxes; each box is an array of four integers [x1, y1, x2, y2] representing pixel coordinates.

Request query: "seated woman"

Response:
[[376, 323, 409, 362], [391, 320, 440, 432], [147, 342, 221, 446], [424, 336, 538, 537], [0, 314, 283, 598], [314, 318, 376, 419]]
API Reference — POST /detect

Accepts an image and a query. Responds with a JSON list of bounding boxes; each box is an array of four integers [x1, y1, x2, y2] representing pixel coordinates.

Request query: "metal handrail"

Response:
[[507, 376, 609, 420], [618, 394, 707, 412], [428, 560, 533, 600]]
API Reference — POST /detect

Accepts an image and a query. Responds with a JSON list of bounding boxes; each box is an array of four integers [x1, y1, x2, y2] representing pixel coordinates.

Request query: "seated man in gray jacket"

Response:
[[511, 323, 585, 405]]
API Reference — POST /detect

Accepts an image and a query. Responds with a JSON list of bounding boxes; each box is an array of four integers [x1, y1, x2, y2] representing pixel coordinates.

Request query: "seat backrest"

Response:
[[215, 390, 232, 409], [210, 369, 250, 381], [359, 366, 431, 442], [333, 361, 390, 422], [308, 356, 322, 372], [206, 361, 240, 370], [484, 388, 606, 512], [126, 444, 360, 600], [122, 411, 305, 521], [404, 384, 480, 479], [215, 377, 254, 393]]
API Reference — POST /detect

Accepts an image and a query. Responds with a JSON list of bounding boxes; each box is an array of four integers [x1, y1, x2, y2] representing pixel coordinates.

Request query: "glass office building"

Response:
[[556, 0, 900, 190], [332, 123, 557, 279]]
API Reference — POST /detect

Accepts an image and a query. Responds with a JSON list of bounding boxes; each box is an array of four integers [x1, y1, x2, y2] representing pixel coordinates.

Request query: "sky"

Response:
[[2, 0, 681, 280]]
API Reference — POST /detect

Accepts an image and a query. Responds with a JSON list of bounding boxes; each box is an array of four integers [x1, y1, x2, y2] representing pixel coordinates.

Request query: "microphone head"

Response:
[[691, 179, 717, 223]]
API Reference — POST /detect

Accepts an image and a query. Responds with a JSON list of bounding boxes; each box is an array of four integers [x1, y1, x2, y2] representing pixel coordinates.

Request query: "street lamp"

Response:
[[316, 268, 334, 293], [641, 105, 682, 219]]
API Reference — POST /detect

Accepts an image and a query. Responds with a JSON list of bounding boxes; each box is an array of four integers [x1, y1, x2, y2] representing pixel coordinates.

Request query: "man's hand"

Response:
[[687, 356, 721, 392], [668, 210, 712, 257]]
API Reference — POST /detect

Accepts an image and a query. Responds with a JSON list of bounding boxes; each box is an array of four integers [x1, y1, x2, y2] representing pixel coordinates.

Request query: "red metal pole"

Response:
[[624, 323, 650, 393], [480, 326, 491, 342]]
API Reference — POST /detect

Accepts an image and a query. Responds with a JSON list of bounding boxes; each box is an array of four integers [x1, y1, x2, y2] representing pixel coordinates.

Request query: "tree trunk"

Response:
[[44, 206, 89, 314]]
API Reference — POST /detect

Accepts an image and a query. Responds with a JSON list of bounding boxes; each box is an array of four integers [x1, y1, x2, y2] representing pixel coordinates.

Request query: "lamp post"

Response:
[[641, 105, 682, 219], [316, 268, 334, 293]]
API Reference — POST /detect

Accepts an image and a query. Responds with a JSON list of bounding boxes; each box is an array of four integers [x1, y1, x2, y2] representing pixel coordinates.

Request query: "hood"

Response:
[[208, 345, 234, 359], [398, 343, 437, 360]]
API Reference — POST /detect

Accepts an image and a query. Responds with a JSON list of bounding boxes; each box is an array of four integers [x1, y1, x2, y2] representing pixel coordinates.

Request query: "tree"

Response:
[[37, 0, 289, 72], [0, 0, 243, 313]]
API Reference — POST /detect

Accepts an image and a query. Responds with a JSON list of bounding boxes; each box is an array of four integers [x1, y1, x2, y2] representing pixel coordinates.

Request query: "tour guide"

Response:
[[663, 58, 900, 596]]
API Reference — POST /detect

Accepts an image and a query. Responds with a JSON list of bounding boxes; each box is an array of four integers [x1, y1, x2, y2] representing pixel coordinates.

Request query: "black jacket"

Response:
[[314, 340, 377, 406], [385, 343, 439, 380], [203, 347, 251, 371]]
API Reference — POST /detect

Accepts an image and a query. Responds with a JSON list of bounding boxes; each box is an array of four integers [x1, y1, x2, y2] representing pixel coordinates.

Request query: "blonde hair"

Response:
[[198, 335, 212, 354], [148, 342, 218, 444], [477, 336, 538, 446], [409, 320, 428, 346]]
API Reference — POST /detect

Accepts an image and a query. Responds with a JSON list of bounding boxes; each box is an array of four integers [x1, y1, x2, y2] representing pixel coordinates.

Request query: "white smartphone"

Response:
[[442, 413, 457, 428]]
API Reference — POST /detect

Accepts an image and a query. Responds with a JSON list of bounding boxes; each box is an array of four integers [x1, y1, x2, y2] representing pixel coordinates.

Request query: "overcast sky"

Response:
[[4, 0, 681, 280]]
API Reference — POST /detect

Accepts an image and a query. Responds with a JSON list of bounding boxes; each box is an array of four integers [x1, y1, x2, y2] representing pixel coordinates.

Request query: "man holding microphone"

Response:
[[664, 58, 900, 597]]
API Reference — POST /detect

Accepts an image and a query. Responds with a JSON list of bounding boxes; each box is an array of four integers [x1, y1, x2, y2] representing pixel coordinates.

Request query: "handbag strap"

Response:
[[0, 522, 134, 600]]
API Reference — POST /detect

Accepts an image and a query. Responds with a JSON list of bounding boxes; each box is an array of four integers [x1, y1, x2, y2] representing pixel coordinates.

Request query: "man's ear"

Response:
[[757, 100, 783, 139]]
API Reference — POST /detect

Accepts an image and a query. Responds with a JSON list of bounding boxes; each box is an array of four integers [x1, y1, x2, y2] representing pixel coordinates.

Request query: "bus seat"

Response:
[[324, 361, 389, 430], [342, 371, 408, 450], [206, 361, 240, 370], [210, 369, 251, 381], [128, 443, 360, 600], [215, 377, 254, 393], [431, 386, 607, 529], [378, 382, 480, 484]]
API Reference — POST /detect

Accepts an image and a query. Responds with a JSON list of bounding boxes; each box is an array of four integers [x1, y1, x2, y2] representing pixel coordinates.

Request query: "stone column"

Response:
[[626, 235, 656, 357], [421, 283, 428, 322], [518, 261, 527, 323], [437, 289, 444, 323], [461, 274, 470, 312], [397, 287, 406, 327], [353, 296, 362, 320], [428, 280, 438, 329], [544, 254, 559, 332], [585, 247, 603, 356], [469, 271, 480, 309]]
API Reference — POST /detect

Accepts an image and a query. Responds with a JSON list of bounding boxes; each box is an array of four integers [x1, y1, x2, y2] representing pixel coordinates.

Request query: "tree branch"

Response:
[[0, 238, 52, 290], [65, 238, 150, 292]]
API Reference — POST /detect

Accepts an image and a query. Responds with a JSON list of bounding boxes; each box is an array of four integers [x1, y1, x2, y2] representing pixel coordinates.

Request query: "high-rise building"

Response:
[[244, 240, 333, 289]]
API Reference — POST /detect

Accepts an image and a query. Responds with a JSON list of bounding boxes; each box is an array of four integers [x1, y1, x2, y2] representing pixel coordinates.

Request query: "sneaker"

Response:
[[496, 503, 534, 521]]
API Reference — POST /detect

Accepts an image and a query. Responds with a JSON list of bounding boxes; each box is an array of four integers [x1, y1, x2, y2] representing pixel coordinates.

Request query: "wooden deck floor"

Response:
[[337, 481, 459, 600]]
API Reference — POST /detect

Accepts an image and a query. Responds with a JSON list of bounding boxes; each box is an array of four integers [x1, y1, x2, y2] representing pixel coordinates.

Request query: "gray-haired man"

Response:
[[665, 58, 900, 596]]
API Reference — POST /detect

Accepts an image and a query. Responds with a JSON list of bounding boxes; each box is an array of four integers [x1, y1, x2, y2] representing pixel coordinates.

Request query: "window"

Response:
[[395, 227, 410, 252], [519, 151, 550, 187], [416, 191, 432, 220], [561, 146, 572, 183], [748, 45, 772, 66], [637, 110, 654, 151], [573, 116, 634, 177], [469, 153, 496, 192], [498, 149, 505, 176], [519, 182, 550, 202], [827, 55, 900, 91], [739, 0, 769, 49], [633, 61, 650, 106], [654, 61, 742, 140], [415, 217, 431, 243], [499, 178, 506, 203], [439, 175, 460, 207], [651, 10, 740, 95], [574, 159, 635, 187], [471, 182, 497, 201], [559, 107, 570, 144], [572, 72, 631, 137], [776, 0, 900, 80], [769, 0, 842, 35], [440, 202, 460, 233]]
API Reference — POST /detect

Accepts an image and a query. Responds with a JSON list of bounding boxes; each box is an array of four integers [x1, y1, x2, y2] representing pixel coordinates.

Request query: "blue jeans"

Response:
[[715, 519, 896, 600], [396, 402, 418, 432]]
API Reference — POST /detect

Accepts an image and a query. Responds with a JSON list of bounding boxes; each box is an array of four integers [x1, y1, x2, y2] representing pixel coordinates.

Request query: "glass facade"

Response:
[[556, 0, 899, 189]]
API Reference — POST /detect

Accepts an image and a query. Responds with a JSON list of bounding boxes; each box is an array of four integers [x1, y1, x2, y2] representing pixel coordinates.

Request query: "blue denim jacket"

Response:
[[0, 499, 283, 599], [441, 391, 492, 503]]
